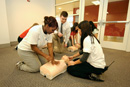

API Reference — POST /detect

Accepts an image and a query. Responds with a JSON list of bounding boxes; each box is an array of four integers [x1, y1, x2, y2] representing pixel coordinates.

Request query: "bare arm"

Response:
[[47, 43, 59, 65], [74, 59, 82, 65], [31, 45, 50, 62], [73, 52, 80, 58], [68, 52, 90, 66], [70, 35, 74, 46], [47, 43, 54, 58], [69, 52, 80, 60], [75, 34, 78, 44], [68, 59, 82, 66]]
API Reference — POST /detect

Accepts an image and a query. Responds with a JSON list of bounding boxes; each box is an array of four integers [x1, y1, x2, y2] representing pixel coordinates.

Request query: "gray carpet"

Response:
[[0, 46, 130, 87]]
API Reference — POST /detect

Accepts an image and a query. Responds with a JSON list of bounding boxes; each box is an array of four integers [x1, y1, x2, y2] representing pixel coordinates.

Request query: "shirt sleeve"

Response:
[[83, 37, 92, 53], [65, 25, 71, 44], [92, 29, 99, 34], [47, 34, 52, 43], [80, 52, 90, 63], [26, 29, 39, 45]]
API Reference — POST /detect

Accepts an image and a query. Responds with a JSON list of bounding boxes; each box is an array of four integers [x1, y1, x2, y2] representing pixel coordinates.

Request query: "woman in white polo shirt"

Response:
[[67, 21, 106, 82], [16, 16, 59, 72]]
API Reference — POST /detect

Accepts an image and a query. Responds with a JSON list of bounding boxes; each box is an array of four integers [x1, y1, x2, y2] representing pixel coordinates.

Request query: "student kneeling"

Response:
[[67, 21, 106, 82]]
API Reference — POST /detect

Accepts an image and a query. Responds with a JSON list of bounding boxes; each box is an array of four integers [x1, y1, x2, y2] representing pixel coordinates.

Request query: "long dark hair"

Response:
[[89, 21, 98, 31], [78, 21, 99, 50], [44, 16, 58, 28], [71, 22, 78, 33]]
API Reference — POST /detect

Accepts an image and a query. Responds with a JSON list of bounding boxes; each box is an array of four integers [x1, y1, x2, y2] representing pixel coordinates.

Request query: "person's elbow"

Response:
[[80, 59, 86, 63], [31, 44, 37, 51]]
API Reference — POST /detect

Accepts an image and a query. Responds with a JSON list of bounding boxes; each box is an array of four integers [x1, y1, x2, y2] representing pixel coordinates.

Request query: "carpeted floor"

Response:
[[0, 46, 130, 87]]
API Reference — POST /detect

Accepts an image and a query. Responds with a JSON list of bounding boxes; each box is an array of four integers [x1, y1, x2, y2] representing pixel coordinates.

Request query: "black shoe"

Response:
[[15, 46, 18, 50], [101, 61, 115, 74], [88, 73, 104, 82]]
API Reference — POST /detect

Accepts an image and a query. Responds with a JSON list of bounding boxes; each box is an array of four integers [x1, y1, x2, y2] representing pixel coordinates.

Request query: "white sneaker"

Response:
[[16, 61, 24, 70]]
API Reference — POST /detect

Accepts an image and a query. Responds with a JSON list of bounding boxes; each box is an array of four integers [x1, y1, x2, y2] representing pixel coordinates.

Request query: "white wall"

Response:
[[0, 0, 10, 45], [5, 0, 55, 42]]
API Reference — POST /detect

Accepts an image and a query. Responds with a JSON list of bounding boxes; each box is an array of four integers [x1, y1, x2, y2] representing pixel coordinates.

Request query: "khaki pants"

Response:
[[18, 49, 47, 72], [53, 34, 64, 53]]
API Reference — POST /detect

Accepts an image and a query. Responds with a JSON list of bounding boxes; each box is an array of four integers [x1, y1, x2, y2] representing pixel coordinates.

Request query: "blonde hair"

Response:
[[30, 23, 39, 28]]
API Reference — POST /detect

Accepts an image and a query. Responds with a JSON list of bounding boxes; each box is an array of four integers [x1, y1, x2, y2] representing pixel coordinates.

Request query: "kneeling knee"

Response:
[[30, 67, 40, 72], [30, 65, 41, 72]]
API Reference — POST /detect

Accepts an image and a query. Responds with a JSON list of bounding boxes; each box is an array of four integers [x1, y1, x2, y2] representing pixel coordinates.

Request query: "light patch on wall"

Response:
[[58, 8, 61, 9]]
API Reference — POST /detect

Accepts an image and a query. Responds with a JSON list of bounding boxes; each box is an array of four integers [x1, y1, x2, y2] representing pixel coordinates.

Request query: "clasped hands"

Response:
[[46, 54, 75, 66], [67, 56, 75, 66], [46, 56, 59, 65]]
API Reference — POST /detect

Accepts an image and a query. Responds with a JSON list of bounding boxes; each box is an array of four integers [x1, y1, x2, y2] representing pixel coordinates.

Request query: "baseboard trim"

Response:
[[0, 41, 18, 48], [0, 43, 10, 48], [10, 41, 18, 46]]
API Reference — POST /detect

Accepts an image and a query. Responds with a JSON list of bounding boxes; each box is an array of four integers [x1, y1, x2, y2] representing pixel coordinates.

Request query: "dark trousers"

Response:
[[18, 36, 23, 43], [16, 36, 23, 50], [67, 58, 105, 79]]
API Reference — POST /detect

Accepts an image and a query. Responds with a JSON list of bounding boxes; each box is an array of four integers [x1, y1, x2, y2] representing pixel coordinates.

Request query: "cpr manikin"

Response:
[[40, 55, 69, 80], [68, 43, 80, 52]]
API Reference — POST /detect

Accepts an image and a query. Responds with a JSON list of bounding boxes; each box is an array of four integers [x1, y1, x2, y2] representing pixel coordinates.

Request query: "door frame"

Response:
[[97, 0, 130, 51]]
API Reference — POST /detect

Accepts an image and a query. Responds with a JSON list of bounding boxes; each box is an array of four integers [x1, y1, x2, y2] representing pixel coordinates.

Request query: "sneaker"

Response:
[[16, 61, 24, 70], [15, 46, 18, 50], [88, 73, 104, 82]]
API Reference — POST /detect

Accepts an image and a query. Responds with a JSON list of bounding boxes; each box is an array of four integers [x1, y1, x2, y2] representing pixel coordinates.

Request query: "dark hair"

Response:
[[89, 21, 97, 31], [71, 22, 78, 33], [44, 16, 58, 28], [78, 21, 100, 50], [60, 11, 68, 17]]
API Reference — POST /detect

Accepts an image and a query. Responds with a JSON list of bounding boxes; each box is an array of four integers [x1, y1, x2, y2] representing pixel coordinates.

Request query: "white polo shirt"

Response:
[[18, 25, 52, 51], [92, 28, 99, 35], [83, 35, 106, 69], [54, 20, 71, 44]]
